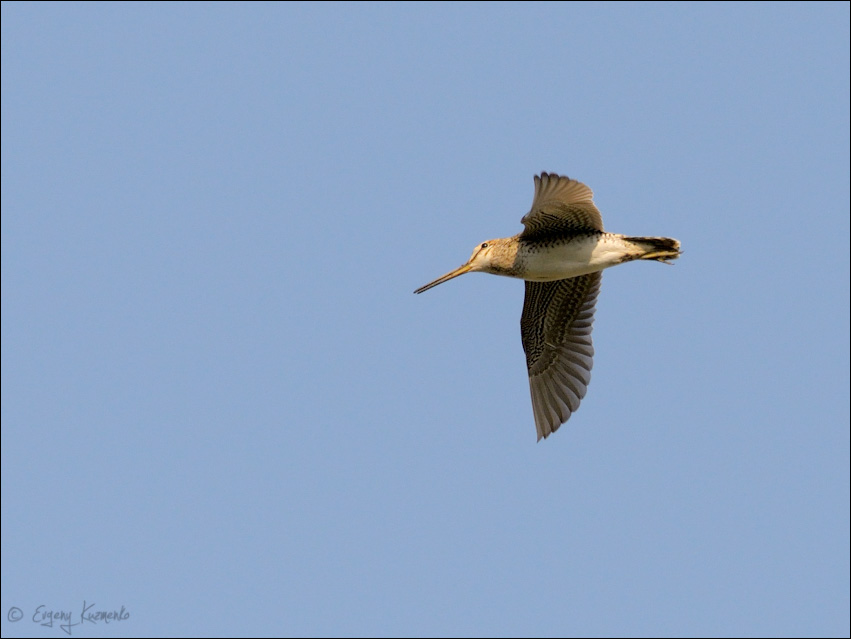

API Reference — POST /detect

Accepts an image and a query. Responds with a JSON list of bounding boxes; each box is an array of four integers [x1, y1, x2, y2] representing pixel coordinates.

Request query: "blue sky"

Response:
[[2, 2, 849, 637]]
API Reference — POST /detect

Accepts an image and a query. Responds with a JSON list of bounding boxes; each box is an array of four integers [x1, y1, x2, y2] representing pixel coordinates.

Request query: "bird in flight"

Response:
[[415, 173, 681, 440]]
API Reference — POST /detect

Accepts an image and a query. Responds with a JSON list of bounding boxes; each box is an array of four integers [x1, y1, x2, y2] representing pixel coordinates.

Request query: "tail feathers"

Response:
[[628, 236, 681, 264]]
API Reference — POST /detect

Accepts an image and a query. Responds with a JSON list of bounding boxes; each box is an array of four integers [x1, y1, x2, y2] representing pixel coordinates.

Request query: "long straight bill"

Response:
[[413, 263, 472, 294]]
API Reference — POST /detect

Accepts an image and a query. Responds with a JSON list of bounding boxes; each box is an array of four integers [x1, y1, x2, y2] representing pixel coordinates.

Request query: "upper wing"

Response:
[[520, 173, 604, 238], [520, 272, 601, 440]]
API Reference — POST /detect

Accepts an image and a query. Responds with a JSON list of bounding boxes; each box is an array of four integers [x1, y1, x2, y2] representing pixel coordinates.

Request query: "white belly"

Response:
[[521, 234, 637, 281]]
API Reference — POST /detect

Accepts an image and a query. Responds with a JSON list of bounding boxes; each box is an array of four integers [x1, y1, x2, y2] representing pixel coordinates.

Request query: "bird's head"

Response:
[[414, 238, 514, 294]]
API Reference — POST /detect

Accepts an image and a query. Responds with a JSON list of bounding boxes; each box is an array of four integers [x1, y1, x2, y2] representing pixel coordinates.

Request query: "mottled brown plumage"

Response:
[[415, 173, 680, 440]]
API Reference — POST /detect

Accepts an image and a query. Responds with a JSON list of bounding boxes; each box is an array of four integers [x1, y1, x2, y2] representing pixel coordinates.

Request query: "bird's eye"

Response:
[[481, 242, 488, 249]]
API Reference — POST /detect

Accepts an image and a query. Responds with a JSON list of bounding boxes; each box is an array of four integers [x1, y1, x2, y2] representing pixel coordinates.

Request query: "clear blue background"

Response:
[[2, 3, 849, 637]]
